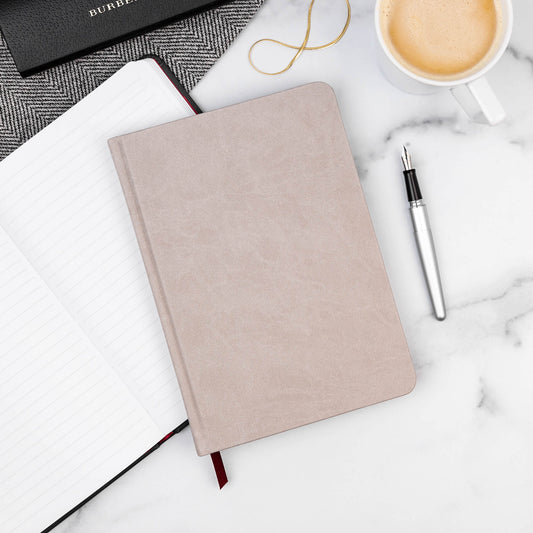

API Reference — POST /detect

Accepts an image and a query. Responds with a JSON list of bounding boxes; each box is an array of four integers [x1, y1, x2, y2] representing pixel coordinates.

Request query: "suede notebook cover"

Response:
[[108, 83, 416, 457]]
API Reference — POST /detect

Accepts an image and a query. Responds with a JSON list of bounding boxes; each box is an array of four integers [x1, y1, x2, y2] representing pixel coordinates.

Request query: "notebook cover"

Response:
[[0, 0, 228, 76], [109, 83, 416, 457]]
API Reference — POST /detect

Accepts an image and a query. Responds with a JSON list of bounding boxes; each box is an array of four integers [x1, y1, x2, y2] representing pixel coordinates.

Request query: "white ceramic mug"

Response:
[[374, 0, 513, 125]]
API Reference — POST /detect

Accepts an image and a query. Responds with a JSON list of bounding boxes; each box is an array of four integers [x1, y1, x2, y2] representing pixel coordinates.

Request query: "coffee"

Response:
[[380, 0, 503, 80]]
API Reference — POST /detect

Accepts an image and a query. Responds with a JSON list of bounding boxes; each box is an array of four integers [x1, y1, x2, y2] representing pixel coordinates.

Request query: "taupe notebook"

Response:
[[108, 83, 416, 457]]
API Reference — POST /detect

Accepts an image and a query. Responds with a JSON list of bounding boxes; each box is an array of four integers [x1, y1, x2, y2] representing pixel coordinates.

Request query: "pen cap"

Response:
[[403, 169, 423, 202]]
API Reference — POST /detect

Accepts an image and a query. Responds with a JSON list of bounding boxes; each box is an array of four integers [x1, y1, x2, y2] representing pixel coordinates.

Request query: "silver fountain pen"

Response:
[[401, 146, 446, 321]]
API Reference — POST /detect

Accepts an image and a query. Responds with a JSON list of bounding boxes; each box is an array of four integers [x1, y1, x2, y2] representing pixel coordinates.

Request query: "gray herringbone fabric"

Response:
[[0, 0, 264, 160]]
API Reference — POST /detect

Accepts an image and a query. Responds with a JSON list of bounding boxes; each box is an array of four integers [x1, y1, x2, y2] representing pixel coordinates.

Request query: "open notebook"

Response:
[[0, 58, 197, 533]]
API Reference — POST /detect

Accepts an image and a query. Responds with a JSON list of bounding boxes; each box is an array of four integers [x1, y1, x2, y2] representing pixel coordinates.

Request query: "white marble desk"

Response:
[[57, 1, 533, 531]]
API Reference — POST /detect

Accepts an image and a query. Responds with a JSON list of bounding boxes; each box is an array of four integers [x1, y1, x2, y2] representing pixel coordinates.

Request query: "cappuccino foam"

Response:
[[380, 0, 503, 80]]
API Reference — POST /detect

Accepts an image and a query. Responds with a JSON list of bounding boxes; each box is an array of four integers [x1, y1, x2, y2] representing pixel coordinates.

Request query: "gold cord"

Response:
[[248, 0, 352, 76]]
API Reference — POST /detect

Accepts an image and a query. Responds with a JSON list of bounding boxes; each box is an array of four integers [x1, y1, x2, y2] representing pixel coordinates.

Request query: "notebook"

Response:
[[109, 82, 417, 457], [0, 57, 198, 533]]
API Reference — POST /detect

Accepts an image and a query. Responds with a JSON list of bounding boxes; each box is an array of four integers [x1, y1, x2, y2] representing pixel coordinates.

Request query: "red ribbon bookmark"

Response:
[[210, 452, 228, 489]]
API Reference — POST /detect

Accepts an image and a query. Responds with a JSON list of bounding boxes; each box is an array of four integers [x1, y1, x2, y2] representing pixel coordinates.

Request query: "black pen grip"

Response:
[[403, 169, 423, 202]]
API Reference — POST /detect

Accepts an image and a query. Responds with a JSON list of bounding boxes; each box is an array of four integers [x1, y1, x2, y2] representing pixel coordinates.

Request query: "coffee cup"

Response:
[[374, 0, 513, 125]]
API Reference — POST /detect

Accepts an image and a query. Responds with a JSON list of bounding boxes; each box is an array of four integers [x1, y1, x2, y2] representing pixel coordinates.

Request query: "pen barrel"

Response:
[[409, 203, 446, 321]]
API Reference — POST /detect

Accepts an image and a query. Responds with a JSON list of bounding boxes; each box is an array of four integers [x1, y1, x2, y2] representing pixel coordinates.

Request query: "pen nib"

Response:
[[401, 145, 412, 171]]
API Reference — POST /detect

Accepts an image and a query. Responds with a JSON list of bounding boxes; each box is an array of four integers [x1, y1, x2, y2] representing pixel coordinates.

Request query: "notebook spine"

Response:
[[109, 138, 206, 452]]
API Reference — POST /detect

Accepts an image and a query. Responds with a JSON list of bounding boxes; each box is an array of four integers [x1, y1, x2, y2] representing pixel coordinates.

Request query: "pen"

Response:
[[401, 146, 446, 321]]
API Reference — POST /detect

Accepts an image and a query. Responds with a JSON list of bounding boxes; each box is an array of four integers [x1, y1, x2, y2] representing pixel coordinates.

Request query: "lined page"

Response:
[[0, 59, 193, 433], [0, 225, 161, 533]]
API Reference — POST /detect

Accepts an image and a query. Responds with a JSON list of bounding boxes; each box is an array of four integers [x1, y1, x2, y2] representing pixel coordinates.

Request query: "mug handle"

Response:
[[450, 76, 506, 125]]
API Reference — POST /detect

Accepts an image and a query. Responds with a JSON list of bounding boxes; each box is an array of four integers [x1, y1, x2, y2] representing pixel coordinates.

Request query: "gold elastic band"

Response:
[[248, 0, 352, 76]]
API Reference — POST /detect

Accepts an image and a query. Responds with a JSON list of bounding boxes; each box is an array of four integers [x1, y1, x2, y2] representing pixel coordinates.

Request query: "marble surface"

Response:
[[57, 1, 533, 532]]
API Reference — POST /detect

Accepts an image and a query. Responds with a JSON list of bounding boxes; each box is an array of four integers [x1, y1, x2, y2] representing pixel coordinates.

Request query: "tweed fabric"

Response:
[[0, 0, 264, 160]]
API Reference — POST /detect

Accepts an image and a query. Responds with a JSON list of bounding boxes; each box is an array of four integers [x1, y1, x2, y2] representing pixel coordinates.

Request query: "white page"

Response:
[[0, 59, 194, 433], [0, 225, 161, 533]]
